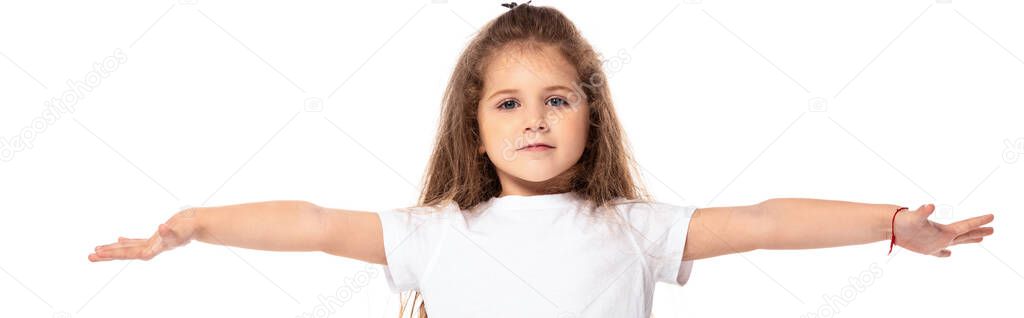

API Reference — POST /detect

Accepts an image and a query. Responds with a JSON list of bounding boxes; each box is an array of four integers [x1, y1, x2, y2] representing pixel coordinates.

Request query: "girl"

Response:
[[88, 3, 996, 317]]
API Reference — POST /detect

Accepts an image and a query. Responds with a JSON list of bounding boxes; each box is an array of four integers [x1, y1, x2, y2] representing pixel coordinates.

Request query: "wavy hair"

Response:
[[400, 4, 651, 317]]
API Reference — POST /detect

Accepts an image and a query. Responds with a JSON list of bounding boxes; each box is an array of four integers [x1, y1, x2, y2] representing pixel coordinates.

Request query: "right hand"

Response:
[[892, 204, 995, 258], [88, 209, 199, 262]]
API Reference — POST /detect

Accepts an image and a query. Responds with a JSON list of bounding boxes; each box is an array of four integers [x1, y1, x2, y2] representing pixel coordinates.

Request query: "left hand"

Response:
[[89, 210, 198, 262], [892, 204, 995, 257]]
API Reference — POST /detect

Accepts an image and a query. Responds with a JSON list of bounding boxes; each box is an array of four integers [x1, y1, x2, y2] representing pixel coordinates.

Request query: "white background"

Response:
[[1, 0, 1021, 317]]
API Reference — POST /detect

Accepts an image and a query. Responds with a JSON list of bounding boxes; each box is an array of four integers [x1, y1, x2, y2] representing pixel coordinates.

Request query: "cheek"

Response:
[[555, 105, 590, 149], [477, 116, 511, 150]]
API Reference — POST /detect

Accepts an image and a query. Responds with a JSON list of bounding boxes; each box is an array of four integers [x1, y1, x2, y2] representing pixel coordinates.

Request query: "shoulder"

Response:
[[376, 201, 464, 292], [376, 200, 466, 236], [381, 200, 463, 219], [606, 198, 697, 218], [606, 199, 699, 286], [602, 199, 698, 242]]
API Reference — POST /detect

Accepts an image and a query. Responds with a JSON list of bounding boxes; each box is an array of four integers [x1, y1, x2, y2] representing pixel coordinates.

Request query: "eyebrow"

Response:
[[485, 85, 575, 101]]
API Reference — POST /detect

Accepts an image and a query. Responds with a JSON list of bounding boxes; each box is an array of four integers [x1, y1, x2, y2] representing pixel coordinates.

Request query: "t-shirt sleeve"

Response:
[[376, 202, 458, 292], [617, 201, 697, 287]]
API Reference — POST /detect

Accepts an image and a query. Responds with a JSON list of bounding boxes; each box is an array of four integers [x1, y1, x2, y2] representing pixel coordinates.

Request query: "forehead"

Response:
[[481, 43, 578, 91]]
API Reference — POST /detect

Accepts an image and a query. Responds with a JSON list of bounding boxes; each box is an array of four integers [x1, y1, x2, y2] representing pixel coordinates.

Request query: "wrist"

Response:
[[880, 204, 906, 241], [885, 205, 910, 255], [175, 206, 204, 241]]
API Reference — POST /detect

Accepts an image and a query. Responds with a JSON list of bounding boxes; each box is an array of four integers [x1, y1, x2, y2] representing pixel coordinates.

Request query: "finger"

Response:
[[931, 249, 952, 258], [95, 239, 132, 250], [95, 245, 147, 260], [952, 237, 983, 246], [96, 239, 147, 252], [93, 246, 134, 260], [116, 237, 143, 244], [953, 227, 994, 242], [158, 223, 179, 241], [157, 223, 186, 249], [950, 214, 995, 233], [918, 204, 935, 218], [88, 251, 118, 261], [158, 224, 189, 247], [97, 237, 147, 249], [95, 244, 156, 260], [159, 224, 192, 249], [118, 237, 147, 244], [95, 242, 123, 251], [87, 253, 114, 262]]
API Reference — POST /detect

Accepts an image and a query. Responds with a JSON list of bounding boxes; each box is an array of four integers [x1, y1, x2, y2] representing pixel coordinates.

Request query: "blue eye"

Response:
[[496, 97, 569, 111], [498, 99, 519, 111], [547, 97, 569, 107]]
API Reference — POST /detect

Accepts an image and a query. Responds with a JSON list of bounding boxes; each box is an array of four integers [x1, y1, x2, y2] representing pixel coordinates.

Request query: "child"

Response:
[[89, 3, 996, 317]]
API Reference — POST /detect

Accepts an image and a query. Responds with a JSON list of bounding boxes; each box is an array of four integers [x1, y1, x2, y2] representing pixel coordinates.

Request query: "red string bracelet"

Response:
[[888, 206, 909, 255]]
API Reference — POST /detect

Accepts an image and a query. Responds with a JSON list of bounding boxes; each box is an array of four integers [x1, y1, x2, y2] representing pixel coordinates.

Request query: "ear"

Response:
[[478, 144, 486, 155]]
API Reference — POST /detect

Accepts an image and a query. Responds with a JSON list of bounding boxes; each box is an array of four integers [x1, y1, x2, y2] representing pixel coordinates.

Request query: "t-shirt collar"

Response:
[[484, 191, 579, 210]]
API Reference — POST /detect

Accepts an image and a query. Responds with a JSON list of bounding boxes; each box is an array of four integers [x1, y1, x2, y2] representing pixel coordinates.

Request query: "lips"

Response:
[[518, 143, 554, 151]]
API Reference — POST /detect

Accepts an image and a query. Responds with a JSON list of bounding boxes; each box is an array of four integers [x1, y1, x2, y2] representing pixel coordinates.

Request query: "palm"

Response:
[[89, 213, 197, 262], [893, 204, 995, 257]]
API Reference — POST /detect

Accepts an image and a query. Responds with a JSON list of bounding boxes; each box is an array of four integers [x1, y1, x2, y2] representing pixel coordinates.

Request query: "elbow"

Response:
[[301, 201, 330, 253], [750, 199, 778, 251]]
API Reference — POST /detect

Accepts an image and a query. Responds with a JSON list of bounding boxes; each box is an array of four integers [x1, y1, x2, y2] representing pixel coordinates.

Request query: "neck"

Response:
[[496, 168, 575, 197]]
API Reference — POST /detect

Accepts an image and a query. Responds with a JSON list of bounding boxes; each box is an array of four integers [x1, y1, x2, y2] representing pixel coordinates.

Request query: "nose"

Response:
[[523, 101, 550, 133], [524, 113, 549, 133]]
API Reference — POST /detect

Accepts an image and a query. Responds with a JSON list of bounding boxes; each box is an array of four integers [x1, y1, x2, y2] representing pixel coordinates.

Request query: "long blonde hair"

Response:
[[400, 3, 650, 317]]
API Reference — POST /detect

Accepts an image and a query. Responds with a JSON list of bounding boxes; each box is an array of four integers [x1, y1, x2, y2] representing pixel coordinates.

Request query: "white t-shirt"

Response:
[[376, 191, 696, 317]]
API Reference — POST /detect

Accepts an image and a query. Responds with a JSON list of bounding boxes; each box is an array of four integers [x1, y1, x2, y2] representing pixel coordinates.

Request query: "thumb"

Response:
[[157, 223, 185, 247], [917, 204, 935, 218], [158, 223, 176, 240]]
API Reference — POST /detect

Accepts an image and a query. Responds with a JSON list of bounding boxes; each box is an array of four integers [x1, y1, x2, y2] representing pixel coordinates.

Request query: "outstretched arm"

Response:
[[682, 199, 995, 261], [89, 201, 387, 265]]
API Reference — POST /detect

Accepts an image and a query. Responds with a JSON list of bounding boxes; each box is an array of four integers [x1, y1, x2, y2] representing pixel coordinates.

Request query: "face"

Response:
[[476, 43, 590, 196]]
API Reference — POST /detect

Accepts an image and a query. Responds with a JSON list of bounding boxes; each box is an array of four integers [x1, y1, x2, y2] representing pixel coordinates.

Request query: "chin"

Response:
[[514, 171, 559, 183], [509, 164, 570, 183]]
